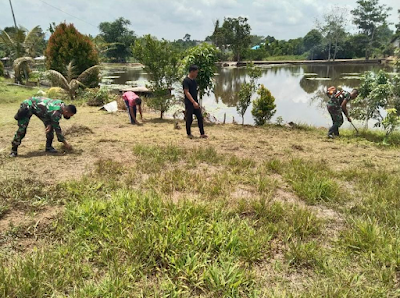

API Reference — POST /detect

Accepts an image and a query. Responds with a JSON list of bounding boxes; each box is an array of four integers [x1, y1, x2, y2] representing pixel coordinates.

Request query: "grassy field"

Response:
[[0, 79, 400, 297], [263, 55, 309, 62]]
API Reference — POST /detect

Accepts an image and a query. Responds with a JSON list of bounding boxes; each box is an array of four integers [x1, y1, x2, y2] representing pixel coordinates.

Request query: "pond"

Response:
[[102, 64, 396, 127]]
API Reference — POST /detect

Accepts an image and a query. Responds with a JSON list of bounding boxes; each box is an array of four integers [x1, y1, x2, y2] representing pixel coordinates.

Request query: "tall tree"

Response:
[[351, 0, 392, 60], [317, 7, 349, 61], [303, 29, 323, 60], [210, 20, 226, 50], [212, 17, 252, 61], [396, 9, 400, 34], [45, 23, 99, 86], [98, 18, 136, 62]]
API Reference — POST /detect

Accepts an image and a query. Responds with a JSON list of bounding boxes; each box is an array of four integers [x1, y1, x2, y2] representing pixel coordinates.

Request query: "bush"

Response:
[[46, 87, 64, 99], [251, 84, 276, 126], [0, 61, 4, 77], [45, 23, 99, 86], [80, 88, 111, 107], [132, 35, 180, 119]]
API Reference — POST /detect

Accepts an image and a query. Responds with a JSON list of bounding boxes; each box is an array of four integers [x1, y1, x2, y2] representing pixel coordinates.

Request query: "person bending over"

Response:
[[327, 87, 359, 138], [10, 97, 76, 157], [122, 91, 143, 125]]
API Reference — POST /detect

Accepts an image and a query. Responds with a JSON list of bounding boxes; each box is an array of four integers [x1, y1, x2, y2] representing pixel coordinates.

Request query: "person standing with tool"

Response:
[[326, 87, 359, 139]]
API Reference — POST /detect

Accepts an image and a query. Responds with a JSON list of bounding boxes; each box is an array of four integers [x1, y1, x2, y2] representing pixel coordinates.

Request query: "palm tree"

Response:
[[13, 57, 34, 84], [0, 26, 43, 59], [47, 62, 100, 100]]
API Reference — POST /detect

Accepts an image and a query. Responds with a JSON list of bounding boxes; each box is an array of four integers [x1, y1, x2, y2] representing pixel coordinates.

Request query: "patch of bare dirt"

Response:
[[0, 205, 63, 252]]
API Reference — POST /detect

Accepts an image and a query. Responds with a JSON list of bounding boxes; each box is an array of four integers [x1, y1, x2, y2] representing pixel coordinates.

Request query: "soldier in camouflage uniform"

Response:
[[326, 88, 359, 138], [10, 97, 77, 157]]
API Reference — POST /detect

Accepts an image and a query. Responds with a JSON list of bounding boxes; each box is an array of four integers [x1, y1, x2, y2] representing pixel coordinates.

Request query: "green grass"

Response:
[[342, 129, 400, 148], [263, 54, 308, 61], [284, 159, 344, 205], [1, 143, 400, 297], [0, 79, 42, 104], [0, 179, 63, 219]]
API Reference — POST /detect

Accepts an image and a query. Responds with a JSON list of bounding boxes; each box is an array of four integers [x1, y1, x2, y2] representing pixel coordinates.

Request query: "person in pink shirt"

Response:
[[122, 91, 143, 125]]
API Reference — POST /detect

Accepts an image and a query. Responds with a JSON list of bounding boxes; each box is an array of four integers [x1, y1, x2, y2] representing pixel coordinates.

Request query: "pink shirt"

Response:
[[123, 91, 139, 107]]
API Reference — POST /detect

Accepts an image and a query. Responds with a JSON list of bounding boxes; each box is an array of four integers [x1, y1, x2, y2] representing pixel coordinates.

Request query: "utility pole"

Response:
[[9, 0, 18, 29]]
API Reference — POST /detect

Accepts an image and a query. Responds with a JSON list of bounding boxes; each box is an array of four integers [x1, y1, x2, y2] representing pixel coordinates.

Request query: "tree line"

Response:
[[1, 0, 399, 65], [210, 0, 400, 61]]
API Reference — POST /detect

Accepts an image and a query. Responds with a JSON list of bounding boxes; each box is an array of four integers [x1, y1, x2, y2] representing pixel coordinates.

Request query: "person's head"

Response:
[[135, 97, 142, 106], [350, 89, 359, 99], [63, 105, 77, 120], [188, 65, 199, 79]]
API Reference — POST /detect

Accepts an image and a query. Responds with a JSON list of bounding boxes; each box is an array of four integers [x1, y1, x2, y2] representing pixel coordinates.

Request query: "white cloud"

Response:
[[0, 0, 398, 40]]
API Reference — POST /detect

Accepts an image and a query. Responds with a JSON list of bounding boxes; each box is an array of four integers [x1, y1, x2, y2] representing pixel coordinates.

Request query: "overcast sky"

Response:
[[1, 0, 399, 40]]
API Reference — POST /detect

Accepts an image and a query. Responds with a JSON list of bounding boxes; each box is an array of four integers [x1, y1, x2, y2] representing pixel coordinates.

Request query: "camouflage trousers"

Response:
[[12, 103, 55, 149], [327, 105, 343, 136]]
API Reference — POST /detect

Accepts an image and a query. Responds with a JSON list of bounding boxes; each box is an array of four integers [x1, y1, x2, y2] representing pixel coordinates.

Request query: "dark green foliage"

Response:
[[45, 23, 99, 86], [182, 43, 219, 101], [133, 35, 180, 118], [211, 17, 252, 61], [351, 0, 392, 59], [251, 84, 276, 125], [236, 63, 262, 124], [98, 18, 136, 62], [352, 71, 400, 135]]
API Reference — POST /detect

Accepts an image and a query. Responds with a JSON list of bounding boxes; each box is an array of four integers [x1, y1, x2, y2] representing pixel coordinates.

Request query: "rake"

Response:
[[349, 121, 359, 135]]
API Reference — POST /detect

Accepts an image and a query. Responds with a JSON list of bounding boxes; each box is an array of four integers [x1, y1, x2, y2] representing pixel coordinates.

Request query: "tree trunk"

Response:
[[333, 37, 339, 61], [23, 67, 28, 85], [242, 117, 244, 125], [328, 40, 332, 61], [160, 110, 164, 119]]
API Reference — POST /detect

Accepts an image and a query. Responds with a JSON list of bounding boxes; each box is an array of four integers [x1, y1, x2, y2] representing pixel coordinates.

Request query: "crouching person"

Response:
[[10, 97, 76, 157]]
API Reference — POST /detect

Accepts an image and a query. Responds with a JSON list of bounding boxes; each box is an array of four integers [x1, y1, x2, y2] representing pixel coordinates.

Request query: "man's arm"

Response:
[[129, 105, 139, 124], [341, 99, 351, 122], [184, 89, 200, 109], [138, 105, 143, 119], [50, 112, 72, 149]]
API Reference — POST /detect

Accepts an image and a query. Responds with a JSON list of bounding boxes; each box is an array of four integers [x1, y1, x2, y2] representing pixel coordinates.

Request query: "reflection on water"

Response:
[[106, 64, 395, 127]]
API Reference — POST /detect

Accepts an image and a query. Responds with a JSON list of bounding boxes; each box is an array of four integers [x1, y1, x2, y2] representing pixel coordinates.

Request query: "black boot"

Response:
[[10, 146, 18, 157], [45, 140, 58, 153], [45, 146, 58, 153]]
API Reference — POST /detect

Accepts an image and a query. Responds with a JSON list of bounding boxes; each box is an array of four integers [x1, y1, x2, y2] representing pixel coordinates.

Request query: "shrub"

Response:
[[0, 60, 4, 77], [251, 84, 276, 126], [182, 43, 219, 103], [236, 63, 262, 125], [81, 88, 111, 107], [46, 87, 64, 99], [45, 23, 99, 86], [132, 35, 180, 118]]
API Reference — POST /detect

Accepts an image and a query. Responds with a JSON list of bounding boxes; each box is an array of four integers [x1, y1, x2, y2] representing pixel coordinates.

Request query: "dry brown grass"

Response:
[[1, 104, 399, 183]]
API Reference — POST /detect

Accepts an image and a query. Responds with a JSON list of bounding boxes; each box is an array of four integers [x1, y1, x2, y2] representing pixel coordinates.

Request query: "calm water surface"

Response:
[[105, 64, 396, 127]]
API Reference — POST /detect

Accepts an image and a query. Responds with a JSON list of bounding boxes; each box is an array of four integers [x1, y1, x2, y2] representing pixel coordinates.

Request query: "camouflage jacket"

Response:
[[327, 91, 351, 109], [23, 97, 66, 142]]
